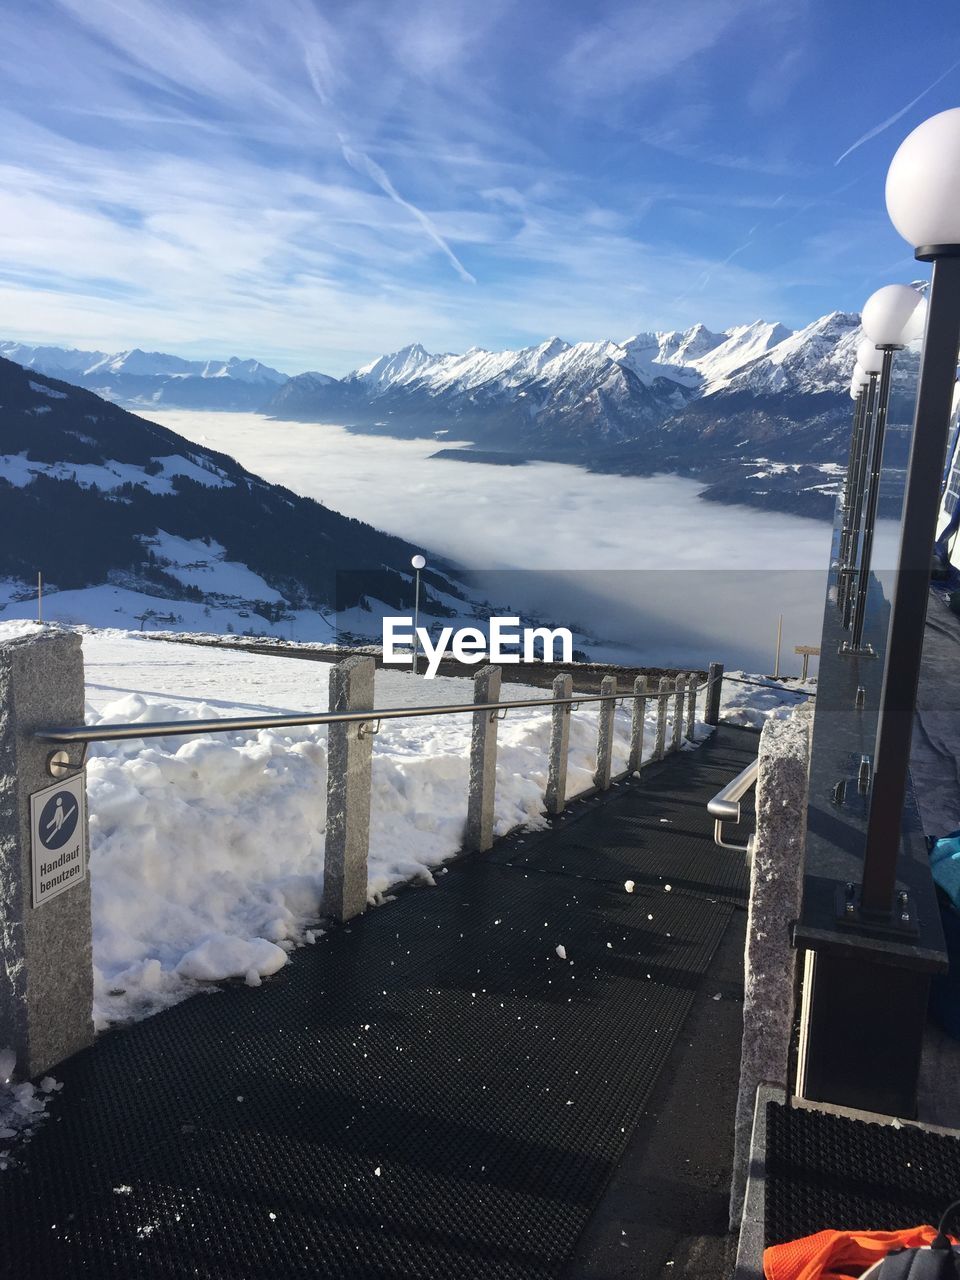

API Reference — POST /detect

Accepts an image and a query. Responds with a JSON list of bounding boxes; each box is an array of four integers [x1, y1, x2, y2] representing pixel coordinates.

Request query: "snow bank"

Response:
[[719, 670, 814, 728], [0, 1048, 62, 1171], [69, 632, 712, 1027], [0, 629, 802, 1034]]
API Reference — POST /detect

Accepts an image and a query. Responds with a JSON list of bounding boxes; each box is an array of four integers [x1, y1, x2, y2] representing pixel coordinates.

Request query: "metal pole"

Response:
[[850, 347, 898, 651], [774, 614, 783, 679], [861, 254, 960, 916], [411, 566, 421, 675], [841, 372, 879, 621], [37, 572, 42, 625], [838, 390, 867, 576]]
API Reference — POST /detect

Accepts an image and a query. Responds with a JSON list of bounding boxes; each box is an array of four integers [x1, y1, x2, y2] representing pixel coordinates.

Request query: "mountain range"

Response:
[[0, 356, 469, 636], [2, 302, 923, 518]]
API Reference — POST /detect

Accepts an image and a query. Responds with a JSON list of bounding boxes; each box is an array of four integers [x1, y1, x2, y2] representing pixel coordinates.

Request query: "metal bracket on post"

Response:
[[47, 742, 89, 778], [835, 882, 919, 938]]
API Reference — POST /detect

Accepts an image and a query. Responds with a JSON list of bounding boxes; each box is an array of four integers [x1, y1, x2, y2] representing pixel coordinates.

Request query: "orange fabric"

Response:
[[764, 1225, 953, 1280]]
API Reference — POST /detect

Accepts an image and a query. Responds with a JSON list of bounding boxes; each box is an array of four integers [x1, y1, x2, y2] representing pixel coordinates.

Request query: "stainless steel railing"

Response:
[[707, 756, 758, 853], [37, 688, 674, 747]]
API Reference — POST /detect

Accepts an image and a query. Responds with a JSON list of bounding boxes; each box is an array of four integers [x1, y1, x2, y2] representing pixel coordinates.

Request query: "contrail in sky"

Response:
[[835, 57, 960, 164], [340, 137, 477, 284]]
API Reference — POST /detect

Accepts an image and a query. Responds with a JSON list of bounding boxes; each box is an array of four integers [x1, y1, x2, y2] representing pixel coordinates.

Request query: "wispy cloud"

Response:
[[0, 0, 926, 371], [835, 56, 960, 164], [339, 138, 477, 284]]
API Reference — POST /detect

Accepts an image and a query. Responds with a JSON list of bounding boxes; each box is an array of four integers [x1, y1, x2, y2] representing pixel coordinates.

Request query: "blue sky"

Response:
[[1, 0, 959, 375]]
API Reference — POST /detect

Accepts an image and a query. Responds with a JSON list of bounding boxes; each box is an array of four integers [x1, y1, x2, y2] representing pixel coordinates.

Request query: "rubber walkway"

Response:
[[1, 725, 758, 1280]]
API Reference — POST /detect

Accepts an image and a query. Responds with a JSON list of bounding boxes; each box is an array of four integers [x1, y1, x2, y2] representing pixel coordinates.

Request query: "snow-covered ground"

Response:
[[0, 622, 812, 1164], [3, 622, 812, 1034], [79, 627, 680, 1027], [719, 671, 815, 728]]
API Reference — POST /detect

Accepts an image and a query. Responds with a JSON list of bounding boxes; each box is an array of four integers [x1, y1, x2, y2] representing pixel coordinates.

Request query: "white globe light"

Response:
[[886, 108, 960, 250], [900, 294, 928, 344], [861, 284, 924, 346], [856, 336, 884, 374], [411, 554, 426, 570]]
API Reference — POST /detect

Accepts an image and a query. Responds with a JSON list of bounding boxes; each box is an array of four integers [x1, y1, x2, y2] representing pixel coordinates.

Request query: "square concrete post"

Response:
[[671, 676, 685, 752], [465, 665, 501, 853], [0, 628, 94, 1078], [653, 676, 671, 760], [729, 705, 812, 1229], [545, 673, 572, 816], [593, 676, 617, 791], [324, 655, 375, 922], [704, 661, 724, 726], [627, 675, 648, 773], [685, 673, 699, 742]]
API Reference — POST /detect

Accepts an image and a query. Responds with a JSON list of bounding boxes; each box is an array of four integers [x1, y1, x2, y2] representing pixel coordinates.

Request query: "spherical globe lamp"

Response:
[[861, 284, 924, 347], [411, 554, 426, 570], [900, 295, 928, 344], [886, 108, 960, 256], [855, 337, 884, 374]]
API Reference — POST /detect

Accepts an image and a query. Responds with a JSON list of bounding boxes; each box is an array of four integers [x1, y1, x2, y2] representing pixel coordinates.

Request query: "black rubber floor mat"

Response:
[[764, 1102, 960, 1245], [493, 730, 756, 904], [0, 727, 757, 1280]]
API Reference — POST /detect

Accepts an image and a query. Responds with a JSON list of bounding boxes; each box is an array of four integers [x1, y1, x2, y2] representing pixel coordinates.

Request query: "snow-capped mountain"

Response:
[[2, 296, 925, 518], [0, 343, 288, 411], [0, 356, 465, 634], [267, 308, 919, 462]]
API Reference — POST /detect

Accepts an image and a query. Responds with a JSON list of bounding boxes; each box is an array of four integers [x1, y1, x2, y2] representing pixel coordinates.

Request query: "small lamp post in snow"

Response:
[[860, 107, 960, 919], [410, 554, 426, 674], [843, 285, 926, 650]]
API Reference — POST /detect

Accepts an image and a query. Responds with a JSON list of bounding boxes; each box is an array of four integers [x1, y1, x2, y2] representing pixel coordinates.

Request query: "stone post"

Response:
[[324, 655, 375, 922], [685, 673, 698, 741], [465, 665, 501, 852], [0, 628, 94, 1077], [671, 675, 685, 752], [704, 661, 724, 726], [628, 675, 648, 773], [545, 673, 572, 816], [729, 704, 813, 1229], [653, 676, 670, 760], [593, 676, 617, 791]]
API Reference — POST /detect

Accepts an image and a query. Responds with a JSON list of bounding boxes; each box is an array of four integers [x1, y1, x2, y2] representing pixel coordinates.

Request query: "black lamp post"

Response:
[[841, 284, 926, 648], [837, 376, 868, 594], [860, 108, 960, 918], [839, 362, 880, 620]]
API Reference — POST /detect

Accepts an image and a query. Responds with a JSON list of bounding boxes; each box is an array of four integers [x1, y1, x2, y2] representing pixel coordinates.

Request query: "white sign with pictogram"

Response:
[[30, 774, 87, 907]]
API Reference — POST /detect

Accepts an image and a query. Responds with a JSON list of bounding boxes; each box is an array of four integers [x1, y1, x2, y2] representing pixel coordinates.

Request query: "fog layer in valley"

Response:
[[145, 410, 899, 674]]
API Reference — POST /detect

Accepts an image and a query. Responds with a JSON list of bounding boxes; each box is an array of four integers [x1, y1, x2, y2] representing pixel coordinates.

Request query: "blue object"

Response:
[[931, 830, 960, 910], [931, 830, 960, 1039]]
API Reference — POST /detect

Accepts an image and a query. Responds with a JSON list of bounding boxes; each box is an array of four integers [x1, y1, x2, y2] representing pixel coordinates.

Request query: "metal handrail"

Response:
[[707, 756, 758, 852], [36, 684, 699, 747]]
